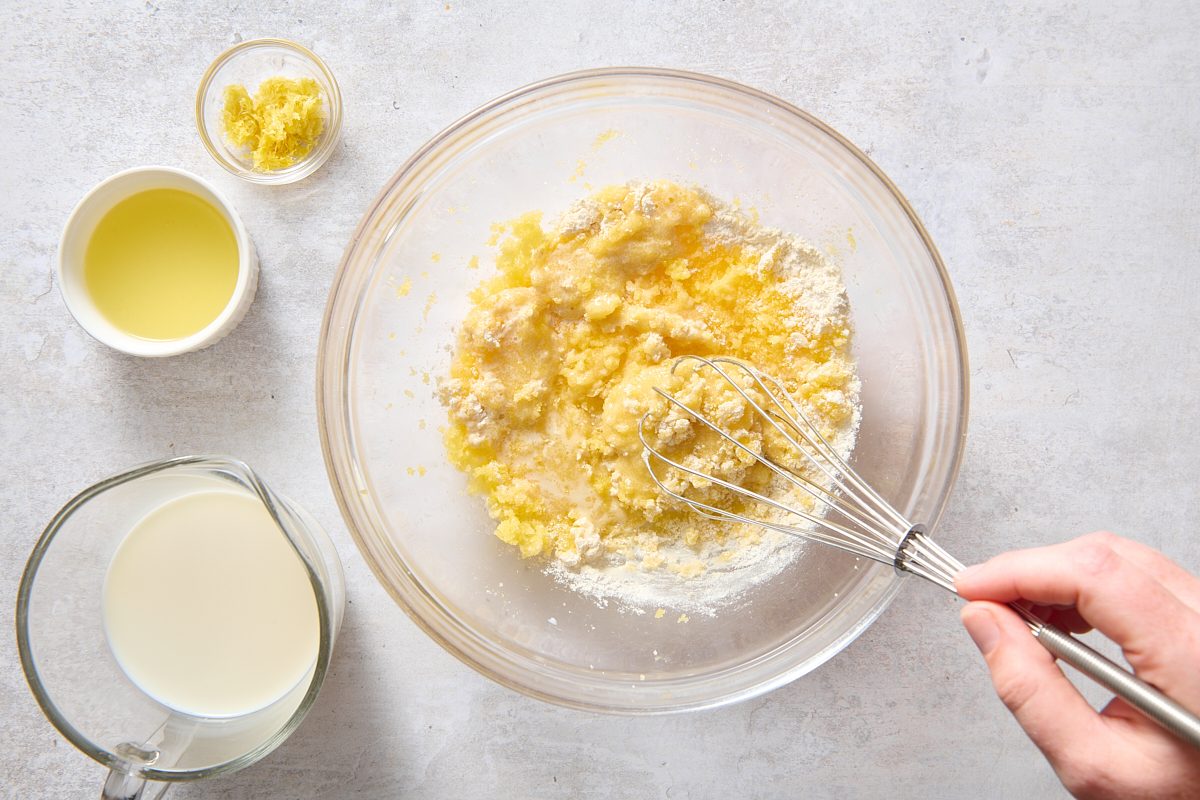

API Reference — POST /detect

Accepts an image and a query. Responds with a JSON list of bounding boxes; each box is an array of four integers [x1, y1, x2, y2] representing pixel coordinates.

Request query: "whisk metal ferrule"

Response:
[[893, 524, 924, 576]]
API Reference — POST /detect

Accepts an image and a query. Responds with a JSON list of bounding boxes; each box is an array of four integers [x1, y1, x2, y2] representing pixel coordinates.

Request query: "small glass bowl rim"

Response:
[[194, 37, 343, 185]]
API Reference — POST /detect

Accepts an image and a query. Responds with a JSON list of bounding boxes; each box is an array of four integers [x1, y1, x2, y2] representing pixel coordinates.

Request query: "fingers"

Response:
[[965, 602, 1200, 799], [961, 601, 1109, 766], [956, 533, 1200, 709], [1036, 606, 1092, 635], [1106, 536, 1200, 614]]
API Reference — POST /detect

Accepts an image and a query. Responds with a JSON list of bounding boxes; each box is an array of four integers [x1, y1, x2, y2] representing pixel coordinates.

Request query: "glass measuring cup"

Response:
[[15, 456, 345, 799]]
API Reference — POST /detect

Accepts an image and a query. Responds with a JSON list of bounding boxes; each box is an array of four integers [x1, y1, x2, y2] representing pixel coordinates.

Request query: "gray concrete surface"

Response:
[[3, 2, 1198, 797]]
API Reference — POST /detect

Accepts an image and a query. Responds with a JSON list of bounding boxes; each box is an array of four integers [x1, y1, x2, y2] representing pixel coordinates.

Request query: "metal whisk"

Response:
[[639, 355, 1200, 749]]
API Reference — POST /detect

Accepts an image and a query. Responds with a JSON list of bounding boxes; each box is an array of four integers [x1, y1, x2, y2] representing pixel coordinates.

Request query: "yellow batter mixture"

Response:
[[439, 181, 858, 576]]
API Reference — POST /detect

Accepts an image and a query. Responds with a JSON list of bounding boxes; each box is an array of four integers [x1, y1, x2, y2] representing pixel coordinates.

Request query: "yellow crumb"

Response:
[[404, 389, 415, 399], [418, 465, 427, 476], [423, 292, 438, 320], [677, 614, 690, 624], [395, 277, 413, 298], [418, 419, 427, 429], [641, 552, 665, 571], [468, 255, 480, 270], [406, 467, 415, 476], [569, 158, 587, 182], [672, 560, 707, 579], [654, 608, 665, 619], [431, 252, 442, 263], [592, 129, 621, 149]]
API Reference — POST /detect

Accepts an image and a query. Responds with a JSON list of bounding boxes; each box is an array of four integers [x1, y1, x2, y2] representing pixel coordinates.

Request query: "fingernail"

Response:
[[963, 607, 1001, 655]]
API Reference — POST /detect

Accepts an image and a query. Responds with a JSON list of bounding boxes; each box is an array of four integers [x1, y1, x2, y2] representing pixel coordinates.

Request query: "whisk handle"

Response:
[[904, 531, 1200, 747], [1030, 621, 1200, 749]]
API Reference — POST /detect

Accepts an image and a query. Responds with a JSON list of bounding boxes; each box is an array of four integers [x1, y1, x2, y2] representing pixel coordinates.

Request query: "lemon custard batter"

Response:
[[439, 181, 860, 585]]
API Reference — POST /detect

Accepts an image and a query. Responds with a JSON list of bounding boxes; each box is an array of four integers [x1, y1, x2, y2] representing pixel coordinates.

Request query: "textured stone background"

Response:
[[3, 2, 1198, 797]]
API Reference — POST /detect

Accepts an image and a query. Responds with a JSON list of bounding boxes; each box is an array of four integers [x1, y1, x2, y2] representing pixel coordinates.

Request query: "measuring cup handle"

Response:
[[102, 769, 170, 800]]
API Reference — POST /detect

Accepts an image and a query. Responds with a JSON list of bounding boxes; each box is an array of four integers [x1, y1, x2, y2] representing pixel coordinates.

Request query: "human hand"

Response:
[[955, 531, 1200, 800]]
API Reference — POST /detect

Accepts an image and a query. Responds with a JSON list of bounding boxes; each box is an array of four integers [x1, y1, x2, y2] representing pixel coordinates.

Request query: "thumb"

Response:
[[961, 601, 1109, 767]]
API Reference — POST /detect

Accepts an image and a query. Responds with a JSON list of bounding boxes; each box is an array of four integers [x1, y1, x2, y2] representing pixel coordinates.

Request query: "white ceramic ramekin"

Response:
[[57, 166, 258, 357]]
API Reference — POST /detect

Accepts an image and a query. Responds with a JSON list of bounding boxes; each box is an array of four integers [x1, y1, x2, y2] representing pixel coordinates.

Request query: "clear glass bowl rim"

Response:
[[317, 66, 970, 714]]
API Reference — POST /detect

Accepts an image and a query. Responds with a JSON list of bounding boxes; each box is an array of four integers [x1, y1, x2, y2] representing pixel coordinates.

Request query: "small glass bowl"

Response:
[[195, 38, 342, 185]]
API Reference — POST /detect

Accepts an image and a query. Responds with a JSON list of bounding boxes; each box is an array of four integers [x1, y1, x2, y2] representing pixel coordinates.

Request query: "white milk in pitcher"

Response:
[[103, 487, 320, 718]]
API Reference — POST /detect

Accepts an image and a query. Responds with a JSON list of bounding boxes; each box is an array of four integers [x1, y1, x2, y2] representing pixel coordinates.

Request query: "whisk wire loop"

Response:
[[645, 389, 889, 548], [644, 356, 980, 592], [741, 359, 911, 535], [644, 356, 919, 564], [657, 357, 901, 547], [637, 420, 885, 562]]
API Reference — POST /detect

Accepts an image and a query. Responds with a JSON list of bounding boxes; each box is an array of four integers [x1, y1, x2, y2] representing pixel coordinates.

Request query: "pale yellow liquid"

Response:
[[84, 188, 238, 340], [103, 488, 319, 718]]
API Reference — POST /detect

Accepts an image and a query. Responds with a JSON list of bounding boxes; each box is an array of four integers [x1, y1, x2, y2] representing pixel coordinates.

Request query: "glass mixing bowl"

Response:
[[317, 68, 968, 713]]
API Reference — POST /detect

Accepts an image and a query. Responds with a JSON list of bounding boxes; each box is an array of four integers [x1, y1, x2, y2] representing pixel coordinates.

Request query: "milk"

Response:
[[103, 487, 320, 718]]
